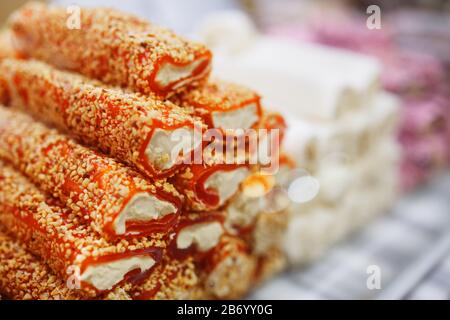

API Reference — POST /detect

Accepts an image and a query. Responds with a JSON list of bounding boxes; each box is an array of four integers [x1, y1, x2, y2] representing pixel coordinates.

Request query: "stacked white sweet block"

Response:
[[282, 92, 400, 264], [198, 12, 401, 266]]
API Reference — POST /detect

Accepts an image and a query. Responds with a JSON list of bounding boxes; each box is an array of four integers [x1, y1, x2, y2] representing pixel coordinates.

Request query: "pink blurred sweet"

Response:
[[380, 51, 446, 96], [400, 95, 449, 136], [268, 12, 393, 54], [400, 159, 429, 192], [400, 133, 450, 171], [308, 15, 393, 56], [387, 10, 450, 69], [399, 133, 450, 191]]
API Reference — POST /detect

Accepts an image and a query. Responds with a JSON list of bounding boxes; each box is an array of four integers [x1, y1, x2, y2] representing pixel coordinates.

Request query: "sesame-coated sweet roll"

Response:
[[0, 161, 166, 297], [9, 2, 212, 98], [163, 212, 253, 299], [172, 79, 263, 131], [170, 163, 250, 211], [127, 212, 226, 300], [131, 212, 226, 300], [0, 231, 133, 300], [198, 235, 256, 299], [0, 231, 84, 300], [0, 231, 131, 300], [0, 59, 203, 178], [168, 212, 225, 260], [0, 107, 182, 239]]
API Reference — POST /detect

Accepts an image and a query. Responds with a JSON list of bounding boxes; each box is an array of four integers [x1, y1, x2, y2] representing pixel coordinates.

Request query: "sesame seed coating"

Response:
[[131, 256, 199, 300], [172, 79, 262, 128], [0, 231, 84, 300], [0, 31, 15, 106], [0, 232, 134, 300], [9, 2, 212, 98], [0, 107, 182, 238], [0, 58, 203, 178], [0, 230, 197, 300], [0, 161, 166, 297]]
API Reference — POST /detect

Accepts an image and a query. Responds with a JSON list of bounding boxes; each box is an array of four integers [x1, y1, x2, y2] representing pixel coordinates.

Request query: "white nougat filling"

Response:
[[114, 192, 177, 235], [211, 103, 259, 130], [204, 167, 249, 205], [155, 58, 207, 87], [146, 128, 199, 171], [177, 221, 224, 252], [80, 255, 156, 291]]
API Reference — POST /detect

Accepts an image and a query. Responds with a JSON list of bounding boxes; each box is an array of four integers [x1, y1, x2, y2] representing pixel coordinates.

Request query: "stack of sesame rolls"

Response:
[[0, 2, 293, 300]]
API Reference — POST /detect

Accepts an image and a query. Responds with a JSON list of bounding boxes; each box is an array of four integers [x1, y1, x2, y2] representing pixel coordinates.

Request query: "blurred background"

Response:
[[1, 0, 449, 300]]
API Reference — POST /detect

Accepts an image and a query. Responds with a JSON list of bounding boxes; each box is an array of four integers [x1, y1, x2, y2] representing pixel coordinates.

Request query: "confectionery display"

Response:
[[0, 2, 290, 300]]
